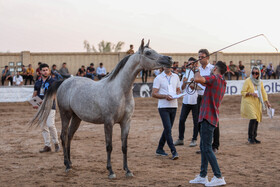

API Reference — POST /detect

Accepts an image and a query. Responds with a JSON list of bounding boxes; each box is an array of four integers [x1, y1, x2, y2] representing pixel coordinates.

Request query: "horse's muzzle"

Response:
[[159, 56, 173, 68]]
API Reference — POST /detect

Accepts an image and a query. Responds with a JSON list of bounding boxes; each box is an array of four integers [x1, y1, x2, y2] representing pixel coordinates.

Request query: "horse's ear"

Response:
[[139, 38, 145, 54], [145, 39, 150, 48]]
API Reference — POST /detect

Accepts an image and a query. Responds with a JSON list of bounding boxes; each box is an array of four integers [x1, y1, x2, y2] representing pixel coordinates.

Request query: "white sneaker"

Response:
[[189, 174, 209, 184], [189, 140, 197, 147], [205, 176, 226, 186]]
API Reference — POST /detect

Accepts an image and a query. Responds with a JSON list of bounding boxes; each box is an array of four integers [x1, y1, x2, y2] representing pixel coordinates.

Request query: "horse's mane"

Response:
[[105, 55, 131, 81]]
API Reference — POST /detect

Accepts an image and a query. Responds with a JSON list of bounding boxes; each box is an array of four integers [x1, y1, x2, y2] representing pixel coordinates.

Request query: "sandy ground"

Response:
[[0, 95, 280, 187]]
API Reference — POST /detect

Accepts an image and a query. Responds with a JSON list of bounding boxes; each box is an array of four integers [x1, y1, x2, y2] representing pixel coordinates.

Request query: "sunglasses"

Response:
[[252, 72, 259, 75]]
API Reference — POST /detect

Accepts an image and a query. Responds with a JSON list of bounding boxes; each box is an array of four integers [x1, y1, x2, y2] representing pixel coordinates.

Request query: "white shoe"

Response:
[[205, 176, 226, 186], [189, 174, 209, 184], [189, 140, 197, 147]]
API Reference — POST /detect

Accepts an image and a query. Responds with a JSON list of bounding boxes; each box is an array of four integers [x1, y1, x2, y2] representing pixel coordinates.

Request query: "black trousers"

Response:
[[197, 95, 220, 149], [25, 75, 34, 85], [1, 76, 13, 86], [248, 119, 259, 141], [142, 70, 148, 83]]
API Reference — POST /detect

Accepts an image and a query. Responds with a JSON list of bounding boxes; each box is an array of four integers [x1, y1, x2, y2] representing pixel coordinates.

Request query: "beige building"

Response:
[[1, 51, 280, 75]]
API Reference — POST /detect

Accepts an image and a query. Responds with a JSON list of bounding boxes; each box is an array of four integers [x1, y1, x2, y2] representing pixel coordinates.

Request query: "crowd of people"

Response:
[[152, 48, 273, 186], [1, 62, 108, 86]]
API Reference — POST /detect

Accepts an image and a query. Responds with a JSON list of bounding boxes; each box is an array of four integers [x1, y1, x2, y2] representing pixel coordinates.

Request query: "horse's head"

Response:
[[137, 39, 173, 70]]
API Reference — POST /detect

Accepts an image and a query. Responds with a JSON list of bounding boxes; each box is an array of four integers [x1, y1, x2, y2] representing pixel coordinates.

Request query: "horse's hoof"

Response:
[[126, 172, 134, 177], [108, 173, 116, 179]]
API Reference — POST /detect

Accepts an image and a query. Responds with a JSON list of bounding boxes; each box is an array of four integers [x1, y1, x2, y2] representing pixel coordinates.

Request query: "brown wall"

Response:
[[1, 51, 279, 75]]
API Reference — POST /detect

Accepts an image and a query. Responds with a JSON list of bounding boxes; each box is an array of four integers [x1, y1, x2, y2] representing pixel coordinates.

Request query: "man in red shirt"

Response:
[[189, 61, 227, 186]]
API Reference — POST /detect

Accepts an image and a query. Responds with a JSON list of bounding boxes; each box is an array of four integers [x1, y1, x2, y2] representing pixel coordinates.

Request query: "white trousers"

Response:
[[40, 109, 59, 147]]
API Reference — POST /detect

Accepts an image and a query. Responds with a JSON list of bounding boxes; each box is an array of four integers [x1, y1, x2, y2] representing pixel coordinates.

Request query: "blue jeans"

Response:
[[86, 73, 95, 80], [200, 120, 222, 178], [157, 108, 177, 153], [178, 103, 198, 141]]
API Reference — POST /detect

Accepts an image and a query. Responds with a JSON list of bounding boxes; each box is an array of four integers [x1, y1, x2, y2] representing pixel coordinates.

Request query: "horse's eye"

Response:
[[145, 51, 151, 55]]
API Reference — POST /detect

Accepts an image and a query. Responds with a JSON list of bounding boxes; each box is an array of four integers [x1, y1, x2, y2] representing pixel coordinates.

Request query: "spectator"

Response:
[[153, 68, 163, 77], [228, 61, 239, 80], [212, 60, 217, 65], [13, 71, 23, 86], [1, 66, 13, 86], [261, 65, 267, 79], [172, 61, 179, 75], [20, 65, 27, 81], [35, 62, 42, 80], [276, 62, 280, 79], [59, 62, 71, 79], [51, 64, 63, 80], [96, 62, 107, 80], [25, 64, 34, 85], [181, 61, 188, 77], [77, 65, 86, 77], [126, 44, 134, 55], [266, 62, 276, 79], [86, 63, 96, 80], [238, 61, 247, 80]]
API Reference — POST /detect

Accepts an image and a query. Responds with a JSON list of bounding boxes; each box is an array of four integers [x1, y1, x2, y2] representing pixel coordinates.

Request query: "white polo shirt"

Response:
[[153, 72, 180, 108], [181, 69, 198, 105], [197, 63, 214, 96]]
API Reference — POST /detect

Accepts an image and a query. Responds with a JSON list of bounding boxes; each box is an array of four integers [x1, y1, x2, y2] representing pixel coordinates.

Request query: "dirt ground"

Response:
[[0, 95, 279, 187]]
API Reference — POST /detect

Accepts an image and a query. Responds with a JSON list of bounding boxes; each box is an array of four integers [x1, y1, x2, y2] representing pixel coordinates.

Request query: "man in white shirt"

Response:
[[197, 49, 220, 153], [13, 71, 23, 86], [174, 57, 199, 147], [152, 67, 181, 160], [96, 62, 107, 80]]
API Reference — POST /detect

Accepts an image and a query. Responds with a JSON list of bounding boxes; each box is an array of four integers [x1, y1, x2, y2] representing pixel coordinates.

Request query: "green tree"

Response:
[[84, 40, 124, 52]]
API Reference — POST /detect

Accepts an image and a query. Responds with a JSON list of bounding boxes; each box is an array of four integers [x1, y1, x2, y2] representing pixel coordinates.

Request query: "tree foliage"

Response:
[[84, 40, 124, 52]]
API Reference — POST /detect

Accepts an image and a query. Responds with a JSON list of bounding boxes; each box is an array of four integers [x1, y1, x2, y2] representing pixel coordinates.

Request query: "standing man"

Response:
[[152, 67, 181, 160], [33, 63, 60, 153], [196, 49, 220, 154], [189, 61, 227, 186], [174, 57, 199, 147]]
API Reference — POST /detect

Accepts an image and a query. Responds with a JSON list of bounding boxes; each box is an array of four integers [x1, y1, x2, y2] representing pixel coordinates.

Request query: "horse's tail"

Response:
[[29, 79, 65, 128]]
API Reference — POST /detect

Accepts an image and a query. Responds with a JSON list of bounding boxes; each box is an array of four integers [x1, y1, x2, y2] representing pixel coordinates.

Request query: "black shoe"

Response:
[[248, 139, 255, 144], [156, 149, 168, 156], [55, 144, 60, 152], [171, 151, 179, 160], [196, 150, 201, 154], [254, 139, 261, 144], [39, 146, 51, 153]]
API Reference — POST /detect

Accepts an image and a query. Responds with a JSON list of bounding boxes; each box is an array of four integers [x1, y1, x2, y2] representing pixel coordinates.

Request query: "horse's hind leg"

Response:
[[121, 119, 133, 177], [67, 113, 81, 167], [60, 110, 72, 172], [104, 122, 116, 179]]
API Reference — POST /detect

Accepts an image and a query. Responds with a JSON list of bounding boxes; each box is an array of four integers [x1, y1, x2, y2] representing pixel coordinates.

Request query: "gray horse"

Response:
[[30, 39, 172, 179]]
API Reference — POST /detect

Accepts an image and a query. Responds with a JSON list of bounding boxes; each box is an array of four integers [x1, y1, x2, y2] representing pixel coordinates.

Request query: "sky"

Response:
[[0, 0, 279, 53]]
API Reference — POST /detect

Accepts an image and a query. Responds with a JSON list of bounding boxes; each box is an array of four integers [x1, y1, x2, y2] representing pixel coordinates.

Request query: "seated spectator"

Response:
[[228, 61, 239, 80], [13, 71, 23, 86], [59, 62, 71, 79], [276, 62, 280, 79], [1, 66, 13, 86], [126, 45, 134, 55], [266, 62, 276, 79], [96, 63, 107, 80], [51, 64, 63, 80], [77, 65, 86, 77], [25, 64, 34, 85], [35, 62, 42, 80], [261, 65, 267, 79], [20, 65, 27, 80], [86, 63, 96, 80], [238, 61, 247, 80], [181, 61, 187, 77]]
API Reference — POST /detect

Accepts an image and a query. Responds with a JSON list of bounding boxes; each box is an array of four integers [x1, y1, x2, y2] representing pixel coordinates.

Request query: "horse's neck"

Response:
[[116, 55, 142, 94]]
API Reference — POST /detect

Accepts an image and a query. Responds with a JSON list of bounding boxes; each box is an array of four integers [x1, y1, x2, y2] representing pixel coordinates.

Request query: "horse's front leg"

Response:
[[121, 119, 133, 177], [104, 123, 116, 179]]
